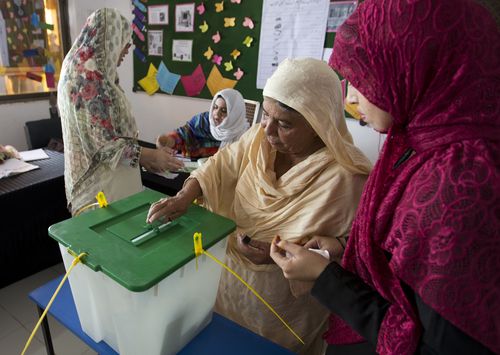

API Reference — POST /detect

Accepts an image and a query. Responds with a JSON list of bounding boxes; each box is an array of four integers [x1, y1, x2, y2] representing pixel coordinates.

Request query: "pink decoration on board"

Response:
[[212, 54, 222, 65], [196, 2, 205, 15], [212, 31, 221, 43], [131, 23, 145, 41], [230, 0, 241, 3], [45, 72, 55, 88], [233, 67, 244, 80], [180, 64, 206, 97], [242, 17, 254, 29]]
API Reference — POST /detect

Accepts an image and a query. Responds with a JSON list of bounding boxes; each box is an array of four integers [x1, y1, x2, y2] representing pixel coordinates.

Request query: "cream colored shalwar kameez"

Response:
[[190, 58, 372, 354]]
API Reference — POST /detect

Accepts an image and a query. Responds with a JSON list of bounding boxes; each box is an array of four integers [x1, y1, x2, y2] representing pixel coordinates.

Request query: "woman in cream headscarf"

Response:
[[156, 88, 248, 158], [58, 8, 182, 215], [148, 58, 372, 353]]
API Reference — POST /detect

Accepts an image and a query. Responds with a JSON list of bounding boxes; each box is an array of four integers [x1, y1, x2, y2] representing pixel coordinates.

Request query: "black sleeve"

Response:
[[311, 262, 494, 354], [415, 294, 494, 355], [311, 262, 389, 347]]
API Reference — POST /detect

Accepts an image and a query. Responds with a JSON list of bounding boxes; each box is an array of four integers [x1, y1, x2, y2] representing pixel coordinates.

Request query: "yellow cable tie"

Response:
[[96, 191, 108, 208], [193, 232, 203, 270], [192, 231, 304, 345], [21, 252, 87, 355]]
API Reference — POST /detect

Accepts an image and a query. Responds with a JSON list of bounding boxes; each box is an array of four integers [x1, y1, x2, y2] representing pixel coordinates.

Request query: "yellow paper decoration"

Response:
[[204, 46, 214, 60], [215, 1, 224, 13], [224, 60, 233, 72], [242, 36, 253, 47], [206, 65, 237, 97], [230, 49, 241, 60], [224, 17, 236, 27], [199, 20, 209, 33], [137, 63, 160, 95]]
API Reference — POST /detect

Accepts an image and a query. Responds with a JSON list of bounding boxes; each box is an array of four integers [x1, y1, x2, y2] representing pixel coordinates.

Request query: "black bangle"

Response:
[[335, 236, 346, 250]]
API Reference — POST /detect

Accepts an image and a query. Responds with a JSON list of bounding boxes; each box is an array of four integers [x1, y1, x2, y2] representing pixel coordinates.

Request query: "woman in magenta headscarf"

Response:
[[271, 0, 499, 354]]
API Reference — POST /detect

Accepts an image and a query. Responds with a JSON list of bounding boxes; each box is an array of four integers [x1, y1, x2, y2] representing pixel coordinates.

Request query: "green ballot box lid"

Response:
[[49, 189, 236, 291]]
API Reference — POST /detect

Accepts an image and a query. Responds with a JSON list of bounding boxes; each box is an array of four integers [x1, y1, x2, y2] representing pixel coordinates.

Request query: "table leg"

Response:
[[36, 305, 55, 355]]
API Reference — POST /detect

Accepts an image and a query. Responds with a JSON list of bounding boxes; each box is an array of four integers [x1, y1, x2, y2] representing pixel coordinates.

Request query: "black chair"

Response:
[[25, 117, 63, 150]]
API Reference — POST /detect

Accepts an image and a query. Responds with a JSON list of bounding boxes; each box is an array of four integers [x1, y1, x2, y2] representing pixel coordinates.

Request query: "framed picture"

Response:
[[327, 1, 357, 32], [175, 3, 195, 32], [172, 39, 193, 62], [148, 30, 164, 56], [148, 5, 169, 25]]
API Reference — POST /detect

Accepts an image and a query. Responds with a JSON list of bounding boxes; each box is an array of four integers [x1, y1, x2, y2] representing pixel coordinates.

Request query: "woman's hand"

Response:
[[146, 178, 202, 223], [146, 194, 191, 223], [270, 237, 330, 281], [156, 134, 175, 149], [304, 236, 345, 263], [236, 234, 274, 265], [140, 147, 184, 172]]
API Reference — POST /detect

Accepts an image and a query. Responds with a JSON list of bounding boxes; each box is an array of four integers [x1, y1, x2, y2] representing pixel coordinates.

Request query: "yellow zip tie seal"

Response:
[[192, 232, 304, 345], [96, 191, 108, 208]]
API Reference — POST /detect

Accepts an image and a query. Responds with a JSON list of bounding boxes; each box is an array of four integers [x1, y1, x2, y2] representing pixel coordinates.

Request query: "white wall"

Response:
[[0, 0, 384, 162]]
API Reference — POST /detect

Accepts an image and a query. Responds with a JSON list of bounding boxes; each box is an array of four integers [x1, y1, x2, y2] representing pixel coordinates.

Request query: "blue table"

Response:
[[29, 276, 295, 355]]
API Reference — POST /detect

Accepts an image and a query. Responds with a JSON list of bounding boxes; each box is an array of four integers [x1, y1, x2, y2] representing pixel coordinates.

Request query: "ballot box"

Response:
[[49, 189, 236, 355]]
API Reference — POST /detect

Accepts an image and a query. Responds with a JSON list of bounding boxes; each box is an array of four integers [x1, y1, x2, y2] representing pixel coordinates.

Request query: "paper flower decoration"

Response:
[[215, 1, 224, 12], [204, 46, 214, 60], [242, 17, 254, 29], [224, 17, 236, 27], [242, 36, 253, 47], [230, 49, 241, 60], [233, 67, 244, 80], [224, 60, 233, 71], [212, 54, 222, 65], [231, 0, 241, 3], [212, 31, 221, 43], [196, 3, 205, 15], [199, 21, 209, 33]]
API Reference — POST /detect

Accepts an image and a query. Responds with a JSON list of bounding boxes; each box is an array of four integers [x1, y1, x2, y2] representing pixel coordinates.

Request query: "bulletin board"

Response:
[[132, 0, 355, 102]]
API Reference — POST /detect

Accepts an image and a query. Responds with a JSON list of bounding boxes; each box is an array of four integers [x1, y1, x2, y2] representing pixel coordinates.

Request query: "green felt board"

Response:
[[132, 1, 337, 102], [48, 189, 236, 292]]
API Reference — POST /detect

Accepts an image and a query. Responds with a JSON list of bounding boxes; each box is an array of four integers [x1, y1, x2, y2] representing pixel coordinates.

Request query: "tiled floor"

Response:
[[0, 263, 97, 355]]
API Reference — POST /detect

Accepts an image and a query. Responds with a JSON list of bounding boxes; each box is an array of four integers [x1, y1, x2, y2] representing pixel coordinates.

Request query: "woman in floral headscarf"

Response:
[[58, 8, 183, 215], [156, 88, 248, 158], [271, 0, 499, 354]]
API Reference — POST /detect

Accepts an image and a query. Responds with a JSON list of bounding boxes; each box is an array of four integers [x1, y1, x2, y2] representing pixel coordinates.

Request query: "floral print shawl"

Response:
[[58, 8, 140, 213]]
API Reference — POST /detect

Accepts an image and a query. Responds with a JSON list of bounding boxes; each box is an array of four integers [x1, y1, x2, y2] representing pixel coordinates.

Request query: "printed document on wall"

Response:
[[256, 0, 329, 89]]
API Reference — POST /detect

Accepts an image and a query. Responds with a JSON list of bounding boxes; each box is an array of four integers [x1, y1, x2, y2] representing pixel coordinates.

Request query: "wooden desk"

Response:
[[29, 276, 296, 355], [0, 150, 69, 288]]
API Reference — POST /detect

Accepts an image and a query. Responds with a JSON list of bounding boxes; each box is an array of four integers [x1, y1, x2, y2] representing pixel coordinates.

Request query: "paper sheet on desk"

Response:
[[19, 149, 50, 161], [153, 171, 179, 179], [0, 158, 39, 178]]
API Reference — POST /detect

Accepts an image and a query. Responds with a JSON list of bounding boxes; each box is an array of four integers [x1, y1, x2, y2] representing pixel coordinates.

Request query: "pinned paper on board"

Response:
[[224, 17, 236, 28], [199, 20, 209, 33], [175, 3, 195, 32], [203, 46, 214, 60], [212, 54, 222, 65], [156, 61, 181, 94], [206, 65, 237, 97], [138, 63, 160, 95], [196, 3, 205, 15], [242, 36, 253, 47], [233, 67, 244, 80], [212, 31, 221, 43], [223, 60, 233, 71], [230, 49, 240, 60], [133, 0, 147, 13], [172, 39, 192, 62], [148, 30, 163, 56], [148, 5, 169, 25], [180, 64, 206, 97], [242, 17, 254, 29]]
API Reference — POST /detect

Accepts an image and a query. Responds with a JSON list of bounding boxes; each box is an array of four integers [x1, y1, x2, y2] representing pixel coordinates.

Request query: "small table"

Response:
[[0, 150, 70, 288], [29, 276, 296, 355]]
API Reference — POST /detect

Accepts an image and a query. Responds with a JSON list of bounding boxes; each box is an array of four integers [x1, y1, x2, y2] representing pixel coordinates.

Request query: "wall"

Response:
[[0, 0, 384, 163]]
